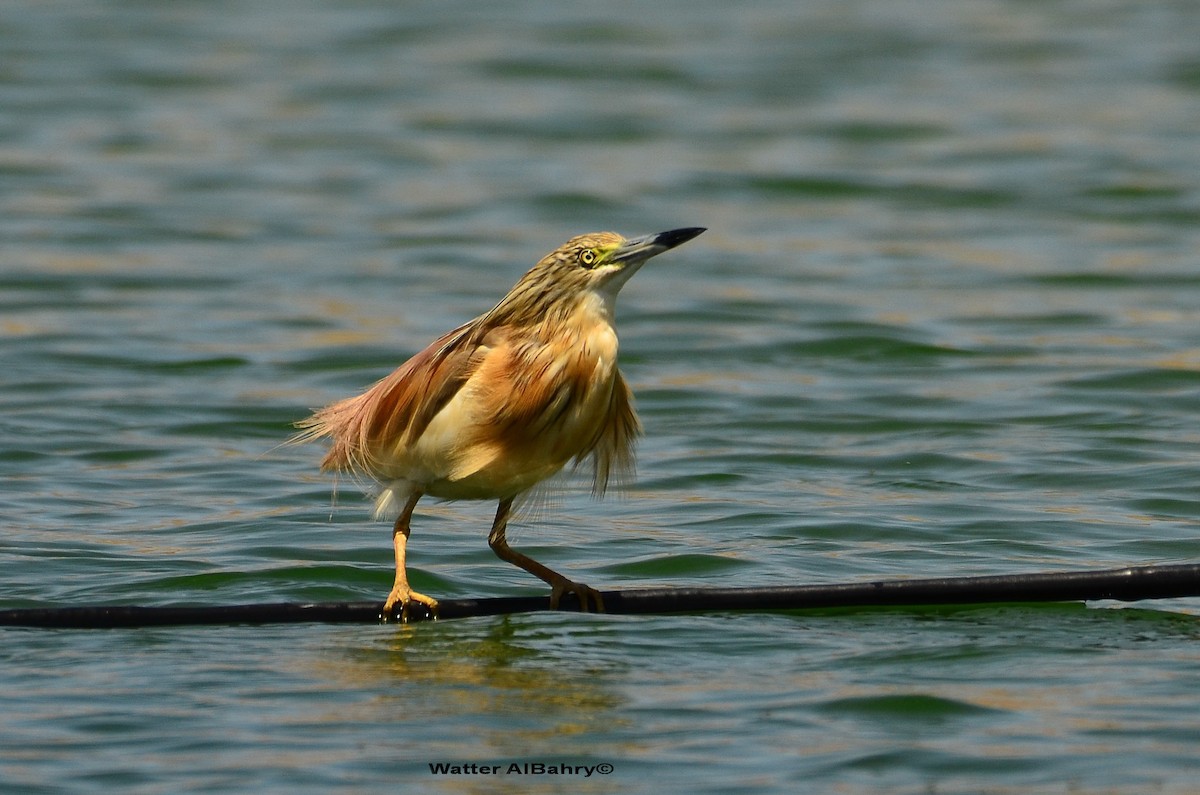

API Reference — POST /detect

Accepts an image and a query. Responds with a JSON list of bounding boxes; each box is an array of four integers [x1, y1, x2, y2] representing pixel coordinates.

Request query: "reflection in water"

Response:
[[313, 617, 629, 762]]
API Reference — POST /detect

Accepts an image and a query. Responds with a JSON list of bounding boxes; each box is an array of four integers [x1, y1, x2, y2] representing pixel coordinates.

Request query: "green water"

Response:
[[3, 1, 1200, 792]]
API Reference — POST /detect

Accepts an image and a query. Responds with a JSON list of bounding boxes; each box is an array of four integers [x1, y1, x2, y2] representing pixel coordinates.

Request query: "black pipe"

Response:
[[1, 563, 1196, 629]]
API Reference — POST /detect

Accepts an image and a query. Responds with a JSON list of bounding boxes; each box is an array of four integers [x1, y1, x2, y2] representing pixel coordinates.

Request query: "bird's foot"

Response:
[[548, 577, 605, 613], [381, 586, 439, 623]]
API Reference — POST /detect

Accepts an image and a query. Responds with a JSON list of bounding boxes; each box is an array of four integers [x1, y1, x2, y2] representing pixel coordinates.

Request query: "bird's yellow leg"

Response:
[[382, 492, 439, 622], [487, 498, 605, 613]]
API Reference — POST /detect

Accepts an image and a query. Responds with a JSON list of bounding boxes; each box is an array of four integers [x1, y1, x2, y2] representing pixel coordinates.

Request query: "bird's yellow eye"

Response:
[[579, 249, 597, 268]]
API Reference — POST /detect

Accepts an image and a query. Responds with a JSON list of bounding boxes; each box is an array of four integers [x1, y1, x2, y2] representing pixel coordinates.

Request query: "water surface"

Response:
[[3, 1, 1200, 792]]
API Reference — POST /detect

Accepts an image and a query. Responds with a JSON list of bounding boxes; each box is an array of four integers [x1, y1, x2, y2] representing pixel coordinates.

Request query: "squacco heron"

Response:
[[295, 227, 705, 620]]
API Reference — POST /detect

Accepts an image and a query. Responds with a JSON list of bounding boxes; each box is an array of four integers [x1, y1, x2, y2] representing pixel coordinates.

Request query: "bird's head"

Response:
[[493, 227, 706, 324]]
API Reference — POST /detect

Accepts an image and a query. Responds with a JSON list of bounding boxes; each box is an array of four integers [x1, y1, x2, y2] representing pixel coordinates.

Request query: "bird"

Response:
[[294, 227, 706, 621]]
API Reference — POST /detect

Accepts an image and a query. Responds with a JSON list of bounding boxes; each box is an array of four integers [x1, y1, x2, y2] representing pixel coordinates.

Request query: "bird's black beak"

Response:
[[654, 227, 707, 250], [612, 227, 706, 263]]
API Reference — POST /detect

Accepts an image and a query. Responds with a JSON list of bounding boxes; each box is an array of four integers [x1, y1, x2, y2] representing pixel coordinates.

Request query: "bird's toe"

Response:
[[382, 587, 439, 623], [549, 579, 605, 613]]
